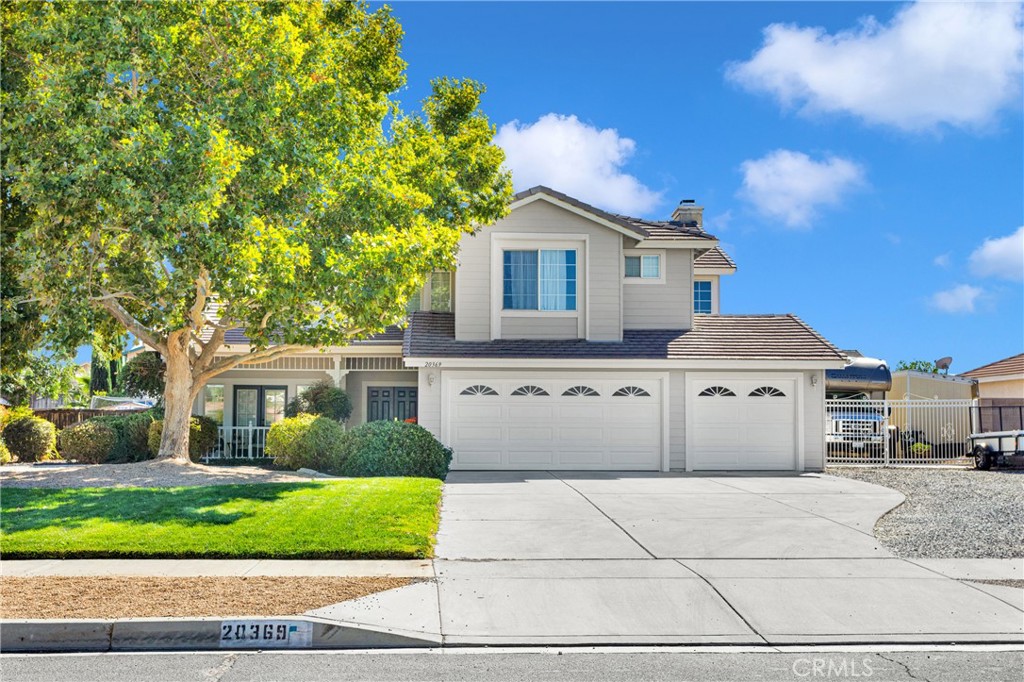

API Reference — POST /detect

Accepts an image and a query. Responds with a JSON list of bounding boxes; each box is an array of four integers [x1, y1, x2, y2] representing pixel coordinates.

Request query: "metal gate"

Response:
[[826, 399, 976, 465]]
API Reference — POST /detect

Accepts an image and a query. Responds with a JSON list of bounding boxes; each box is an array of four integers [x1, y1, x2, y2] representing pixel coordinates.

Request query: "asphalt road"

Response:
[[1, 648, 1021, 682]]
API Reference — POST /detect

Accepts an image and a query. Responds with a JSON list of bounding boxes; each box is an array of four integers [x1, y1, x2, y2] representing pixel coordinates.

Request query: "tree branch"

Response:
[[97, 298, 166, 354], [187, 269, 210, 333], [193, 326, 225, 378], [196, 344, 314, 384]]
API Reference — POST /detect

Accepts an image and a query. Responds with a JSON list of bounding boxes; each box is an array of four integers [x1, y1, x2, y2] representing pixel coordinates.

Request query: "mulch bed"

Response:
[[0, 576, 414, 619]]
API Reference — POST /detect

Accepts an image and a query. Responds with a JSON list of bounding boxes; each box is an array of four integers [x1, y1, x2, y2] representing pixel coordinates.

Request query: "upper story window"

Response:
[[693, 280, 712, 314], [503, 249, 577, 311], [625, 254, 661, 279], [407, 271, 453, 313]]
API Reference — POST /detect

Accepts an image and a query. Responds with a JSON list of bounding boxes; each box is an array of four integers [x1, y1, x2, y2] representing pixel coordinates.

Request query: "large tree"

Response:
[[3, 1, 511, 459]]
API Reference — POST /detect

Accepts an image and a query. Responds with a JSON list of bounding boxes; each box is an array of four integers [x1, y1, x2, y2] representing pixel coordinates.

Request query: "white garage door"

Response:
[[688, 377, 797, 470], [445, 376, 663, 470]]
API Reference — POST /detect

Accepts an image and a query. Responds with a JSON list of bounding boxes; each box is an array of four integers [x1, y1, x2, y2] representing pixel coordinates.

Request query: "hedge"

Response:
[[89, 410, 161, 463], [340, 420, 452, 479], [58, 421, 118, 464], [266, 414, 346, 472], [3, 415, 58, 462]]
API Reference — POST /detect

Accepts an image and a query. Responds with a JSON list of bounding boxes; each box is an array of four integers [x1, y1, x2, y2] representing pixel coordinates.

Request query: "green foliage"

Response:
[[0, 353, 86, 407], [147, 416, 219, 462], [120, 352, 166, 399], [896, 360, 938, 373], [910, 442, 932, 456], [284, 380, 352, 422], [0, 439, 12, 464], [90, 410, 160, 463], [341, 421, 452, 479], [1, 479, 444, 559], [58, 421, 118, 464], [266, 414, 346, 472], [3, 415, 58, 462]]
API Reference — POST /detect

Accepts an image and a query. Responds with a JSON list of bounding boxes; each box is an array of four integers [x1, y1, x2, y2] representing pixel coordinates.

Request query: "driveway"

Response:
[[320, 471, 1024, 646]]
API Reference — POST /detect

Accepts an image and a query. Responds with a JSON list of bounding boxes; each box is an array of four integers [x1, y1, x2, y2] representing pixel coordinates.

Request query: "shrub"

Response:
[[120, 351, 166, 398], [284, 380, 352, 422], [0, 406, 34, 432], [340, 420, 452, 479], [0, 439, 11, 464], [266, 414, 346, 472], [147, 415, 220, 462], [910, 442, 932, 457], [91, 410, 161, 462], [58, 420, 118, 464], [3, 415, 58, 462]]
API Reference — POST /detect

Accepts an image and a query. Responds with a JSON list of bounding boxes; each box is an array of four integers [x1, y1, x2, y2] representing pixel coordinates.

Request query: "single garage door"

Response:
[[688, 377, 797, 470], [445, 376, 663, 470]]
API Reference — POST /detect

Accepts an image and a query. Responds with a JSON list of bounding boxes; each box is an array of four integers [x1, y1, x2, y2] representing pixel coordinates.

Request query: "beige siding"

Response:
[[454, 199, 622, 341], [346, 369, 418, 426], [804, 371, 826, 471], [623, 249, 693, 330], [500, 317, 579, 340], [669, 370, 686, 470]]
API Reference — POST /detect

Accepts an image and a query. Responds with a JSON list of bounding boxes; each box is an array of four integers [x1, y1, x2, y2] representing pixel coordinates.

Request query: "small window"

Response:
[[698, 386, 735, 397], [694, 280, 712, 314], [461, 385, 498, 396], [749, 386, 786, 397], [562, 385, 599, 397], [625, 254, 661, 279], [203, 385, 225, 425], [407, 271, 453, 313], [511, 385, 549, 396], [613, 386, 651, 397]]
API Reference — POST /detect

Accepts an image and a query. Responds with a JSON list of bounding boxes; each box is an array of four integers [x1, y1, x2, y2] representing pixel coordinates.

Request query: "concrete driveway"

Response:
[[320, 471, 1024, 646]]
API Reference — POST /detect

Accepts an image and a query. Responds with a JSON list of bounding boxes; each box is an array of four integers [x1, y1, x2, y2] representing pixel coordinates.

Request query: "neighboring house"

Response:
[[960, 353, 1024, 401], [200, 186, 846, 471]]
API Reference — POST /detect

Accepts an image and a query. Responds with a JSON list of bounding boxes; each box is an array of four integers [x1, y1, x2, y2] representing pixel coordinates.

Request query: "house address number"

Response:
[[424, 361, 442, 367], [220, 620, 312, 648]]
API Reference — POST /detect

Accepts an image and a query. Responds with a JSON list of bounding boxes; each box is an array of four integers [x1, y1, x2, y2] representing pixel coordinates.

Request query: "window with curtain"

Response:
[[694, 280, 712, 313], [503, 249, 576, 311], [625, 254, 661, 279]]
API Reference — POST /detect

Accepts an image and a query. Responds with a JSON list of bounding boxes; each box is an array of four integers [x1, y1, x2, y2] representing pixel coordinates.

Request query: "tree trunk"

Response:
[[157, 335, 194, 462]]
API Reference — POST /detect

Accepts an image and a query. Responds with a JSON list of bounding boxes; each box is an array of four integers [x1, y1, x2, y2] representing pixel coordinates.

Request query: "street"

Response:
[[2, 647, 1021, 682]]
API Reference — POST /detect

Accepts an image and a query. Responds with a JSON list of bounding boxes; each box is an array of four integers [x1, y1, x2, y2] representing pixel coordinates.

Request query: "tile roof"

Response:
[[960, 353, 1024, 379], [403, 312, 846, 362], [694, 246, 736, 270], [513, 186, 717, 243]]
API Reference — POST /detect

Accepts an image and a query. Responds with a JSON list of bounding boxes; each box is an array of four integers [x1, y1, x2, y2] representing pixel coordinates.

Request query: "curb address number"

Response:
[[220, 620, 312, 648]]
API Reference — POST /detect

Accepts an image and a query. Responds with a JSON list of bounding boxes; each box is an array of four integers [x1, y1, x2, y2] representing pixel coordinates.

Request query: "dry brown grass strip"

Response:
[[0, 576, 414, 619]]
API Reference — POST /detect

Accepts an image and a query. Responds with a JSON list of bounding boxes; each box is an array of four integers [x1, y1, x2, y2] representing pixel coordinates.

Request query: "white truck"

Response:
[[825, 356, 892, 456]]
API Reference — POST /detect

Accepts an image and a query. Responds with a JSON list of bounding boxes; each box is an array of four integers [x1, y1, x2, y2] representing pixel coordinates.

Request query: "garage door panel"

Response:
[[448, 375, 663, 470], [690, 378, 797, 471], [457, 449, 503, 466]]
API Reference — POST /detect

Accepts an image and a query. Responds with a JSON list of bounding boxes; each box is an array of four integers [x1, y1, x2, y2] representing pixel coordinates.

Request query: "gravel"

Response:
[[0, 460, 314, 488], [828, 467, 1024, 559]]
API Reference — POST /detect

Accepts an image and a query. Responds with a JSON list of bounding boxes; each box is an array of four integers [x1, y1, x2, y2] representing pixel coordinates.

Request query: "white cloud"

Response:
[[968, 226, 1024, 281], [933, 253, 950, 268], [738, 149, 865, 228], [495, 114, 662, 215], [726, 2, 1023, 131], [884, 232, 901, 246], [930, 284, 983, 314]]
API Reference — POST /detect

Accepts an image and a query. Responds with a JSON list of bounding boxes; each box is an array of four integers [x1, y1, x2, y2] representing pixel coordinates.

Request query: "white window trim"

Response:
[[500, 247, 579, 313], [409, 271, 453, 313], [623, 249, 666, 284], [490, 233, 587, 340], [693, 276, 718, 314]]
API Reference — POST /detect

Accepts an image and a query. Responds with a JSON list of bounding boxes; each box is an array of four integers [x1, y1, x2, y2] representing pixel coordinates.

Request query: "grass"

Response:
[[0, 478, 443, 560]]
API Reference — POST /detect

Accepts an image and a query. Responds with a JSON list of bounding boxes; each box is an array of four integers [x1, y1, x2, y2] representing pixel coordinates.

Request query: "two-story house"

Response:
[[198, 186, 847, 471]]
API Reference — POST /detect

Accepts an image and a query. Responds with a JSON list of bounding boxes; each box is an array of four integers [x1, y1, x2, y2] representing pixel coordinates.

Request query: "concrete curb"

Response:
[[0, 617, 441, 653]]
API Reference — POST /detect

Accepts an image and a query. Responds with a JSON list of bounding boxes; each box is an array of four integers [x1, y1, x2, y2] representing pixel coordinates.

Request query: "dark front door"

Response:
[[367, 386, 418, 422], [232, 386, 287, 458]]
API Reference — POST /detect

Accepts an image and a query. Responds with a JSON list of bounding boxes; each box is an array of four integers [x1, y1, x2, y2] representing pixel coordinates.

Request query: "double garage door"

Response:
[[443, 373, 800, 471], [445, 375, 663, 470]]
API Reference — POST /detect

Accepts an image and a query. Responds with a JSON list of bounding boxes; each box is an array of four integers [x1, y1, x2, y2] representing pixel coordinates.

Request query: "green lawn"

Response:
[[0, 479, 443, 560]]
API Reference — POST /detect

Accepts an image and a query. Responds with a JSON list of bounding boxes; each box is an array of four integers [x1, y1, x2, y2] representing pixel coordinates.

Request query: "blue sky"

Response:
[[383, 1, 1024, 374]]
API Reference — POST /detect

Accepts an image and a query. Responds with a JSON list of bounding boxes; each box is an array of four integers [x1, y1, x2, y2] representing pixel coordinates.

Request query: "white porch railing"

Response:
[[203, 426, 271, 461], [826, 399, 976, 466]]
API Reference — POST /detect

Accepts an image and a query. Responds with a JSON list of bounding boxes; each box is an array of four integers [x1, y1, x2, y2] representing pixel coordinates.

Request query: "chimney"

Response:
[[671, 199, 703, 229]]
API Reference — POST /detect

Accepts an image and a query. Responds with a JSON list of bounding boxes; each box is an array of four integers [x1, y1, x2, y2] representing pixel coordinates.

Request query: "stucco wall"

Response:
[[976, 378, 1024, 400]]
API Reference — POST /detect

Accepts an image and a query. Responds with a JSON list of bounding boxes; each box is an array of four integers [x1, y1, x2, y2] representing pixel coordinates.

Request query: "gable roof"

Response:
[[404, 312, 845, 362], [694, 246, 736, 270], [960, 353, 1024, 379], [511, 186, 717, 244]]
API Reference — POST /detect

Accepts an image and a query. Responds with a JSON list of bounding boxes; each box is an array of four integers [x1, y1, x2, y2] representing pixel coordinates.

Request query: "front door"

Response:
[[232, 386, 287, 458], [367, 386, 418, 422]]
